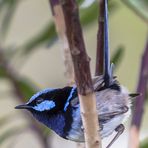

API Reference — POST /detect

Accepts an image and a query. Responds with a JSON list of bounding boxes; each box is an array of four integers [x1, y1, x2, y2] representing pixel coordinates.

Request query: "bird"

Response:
[[15, 76, 138, 147], [15, 0, 138, 147]]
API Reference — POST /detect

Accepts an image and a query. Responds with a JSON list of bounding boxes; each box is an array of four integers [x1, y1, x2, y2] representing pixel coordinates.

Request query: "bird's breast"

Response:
[[66, 106, 84, 142]]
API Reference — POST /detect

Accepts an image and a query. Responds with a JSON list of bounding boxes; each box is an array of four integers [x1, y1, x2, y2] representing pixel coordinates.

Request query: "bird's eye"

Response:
[[36, 98, 44, 104]]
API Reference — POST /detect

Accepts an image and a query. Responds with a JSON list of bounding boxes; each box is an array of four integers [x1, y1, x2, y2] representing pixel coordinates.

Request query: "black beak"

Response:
[[129, 93, 140, 98], [15, 104, 32, 109]]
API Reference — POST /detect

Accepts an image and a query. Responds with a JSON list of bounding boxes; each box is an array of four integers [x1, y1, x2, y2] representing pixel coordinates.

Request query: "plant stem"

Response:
[[60, 1, 93, 95], [95, 0, 105, 76], [49, 2, 84, 148], [49, 0, 74, 85], [50, 0, 102, 147], [129, 37, 148, 148]]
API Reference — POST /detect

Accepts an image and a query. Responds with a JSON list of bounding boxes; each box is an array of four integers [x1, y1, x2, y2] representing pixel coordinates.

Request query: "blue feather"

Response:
[[64, 87, 76, 111], [33, 100, 56, 111], [28, 88, 55, 103]]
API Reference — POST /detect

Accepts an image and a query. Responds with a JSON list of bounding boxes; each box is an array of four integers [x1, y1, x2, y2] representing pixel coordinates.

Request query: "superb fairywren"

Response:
[[15, 0, 138, 147], [15, 77, 137, 147]]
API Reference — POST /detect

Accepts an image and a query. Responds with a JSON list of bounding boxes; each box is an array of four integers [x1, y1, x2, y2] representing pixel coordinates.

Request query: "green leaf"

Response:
[[0, 0, 10, 12], [16, 78, 38, 101], [0, 65, 37, 99], [80, 2, 98, 26], [122, 0, 148, 22], [20, 23, 56, 54], [0, 66, 7, 78], [140, 139, 148, 148], [0, 127, 25, 146], [1, 0, 19, 39], [80, 1, 118, 27], [111, 45, 125, 70], [77, 0, 84, 5]]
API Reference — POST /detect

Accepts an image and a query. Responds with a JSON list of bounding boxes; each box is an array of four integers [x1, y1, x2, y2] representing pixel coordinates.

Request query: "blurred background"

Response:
[[0, 0, 147, 148]]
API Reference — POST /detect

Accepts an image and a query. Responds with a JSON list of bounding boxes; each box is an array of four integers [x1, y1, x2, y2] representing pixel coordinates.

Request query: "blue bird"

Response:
[[15, 0, 138, 147], [15, 76, 137, 147]]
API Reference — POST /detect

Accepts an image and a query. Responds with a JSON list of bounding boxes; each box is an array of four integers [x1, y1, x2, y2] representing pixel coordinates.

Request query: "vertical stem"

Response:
[[49, 0, 74, 85], [95, 0, 105, 76], [60, 1, 93, 94], [61, 1, 101, 148], [49, 2, 82, 148], [49, 0, 102, 148], [129, 37, 148, 148]]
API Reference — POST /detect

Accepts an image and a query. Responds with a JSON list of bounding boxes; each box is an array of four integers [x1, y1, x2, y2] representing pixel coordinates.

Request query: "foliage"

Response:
[[140, 140, 148, 148], [0, 0, 147, 147], [122, 0, 148, 23]]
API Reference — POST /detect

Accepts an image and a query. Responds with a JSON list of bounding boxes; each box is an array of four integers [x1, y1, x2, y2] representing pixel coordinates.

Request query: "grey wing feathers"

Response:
[[70, 76, 104, 107], [92, 76, 104, 91]]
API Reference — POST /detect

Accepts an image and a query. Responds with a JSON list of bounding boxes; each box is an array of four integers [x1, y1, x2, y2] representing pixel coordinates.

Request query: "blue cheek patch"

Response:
[[33, 100, 56, 112]]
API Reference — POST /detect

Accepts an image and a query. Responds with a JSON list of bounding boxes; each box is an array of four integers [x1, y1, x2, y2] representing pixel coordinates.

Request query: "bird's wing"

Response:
[[92, 75, 104, 91], [69, 76, 104, 108]]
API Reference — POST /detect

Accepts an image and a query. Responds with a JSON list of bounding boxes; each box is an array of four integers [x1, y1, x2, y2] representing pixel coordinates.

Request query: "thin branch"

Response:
[[0, 49, 49, 148], [49, 2, 84, 148], [132, 38, 148, 128], [49, 0, 102, 147], [95, 0, 105, 76], [129, 37, 148, 148], [60, 1, 93, 95], [49, 0, 74, 85]]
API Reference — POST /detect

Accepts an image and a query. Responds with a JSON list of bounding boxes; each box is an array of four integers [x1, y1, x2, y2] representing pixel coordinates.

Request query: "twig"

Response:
[[129, 37, 148, 148], [52, 0, 101, 148], [95, 0, 105, 76], [0, 49, 49, 148], [49, 2, 84, 148], [49, 0, 74, 85]]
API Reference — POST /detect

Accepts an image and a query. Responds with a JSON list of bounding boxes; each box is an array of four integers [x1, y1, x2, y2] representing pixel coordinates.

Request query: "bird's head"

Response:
[[15, 87, 75, 137], [15, 88, 58, 113], [15, 87, 74, 111]]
